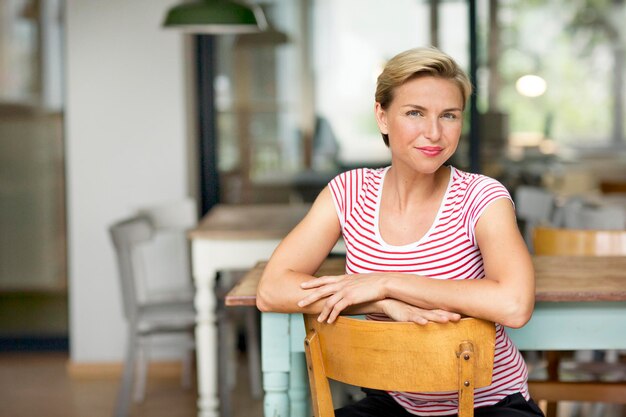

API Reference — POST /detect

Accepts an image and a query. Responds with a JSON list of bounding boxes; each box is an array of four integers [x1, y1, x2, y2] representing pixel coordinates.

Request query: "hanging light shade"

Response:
[[163, 0, 266, 34], [235, 3, 288, 46]]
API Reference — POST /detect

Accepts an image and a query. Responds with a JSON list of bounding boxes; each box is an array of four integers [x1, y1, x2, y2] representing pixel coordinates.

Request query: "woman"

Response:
[[257, 47, 542, 417]]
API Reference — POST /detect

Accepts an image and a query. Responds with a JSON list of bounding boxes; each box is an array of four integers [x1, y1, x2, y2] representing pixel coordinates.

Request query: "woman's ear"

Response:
[[374, 102, 388, 135]]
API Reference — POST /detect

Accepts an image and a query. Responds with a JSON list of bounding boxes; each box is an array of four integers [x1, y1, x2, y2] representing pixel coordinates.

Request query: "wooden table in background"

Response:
[[226, 255, 626, 417], [188, 203, 311, 417]]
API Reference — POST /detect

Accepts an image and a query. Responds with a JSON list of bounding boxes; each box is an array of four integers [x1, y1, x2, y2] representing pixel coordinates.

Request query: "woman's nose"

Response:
[[423, 117, 441, 141]]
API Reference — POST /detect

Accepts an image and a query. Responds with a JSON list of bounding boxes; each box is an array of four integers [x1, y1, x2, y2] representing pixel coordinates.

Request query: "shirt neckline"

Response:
[[373, 166, 456, 250]]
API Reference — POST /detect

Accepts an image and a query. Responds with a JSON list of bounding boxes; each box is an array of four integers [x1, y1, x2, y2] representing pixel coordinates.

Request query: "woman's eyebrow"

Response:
[[402, 104, 463, 112]]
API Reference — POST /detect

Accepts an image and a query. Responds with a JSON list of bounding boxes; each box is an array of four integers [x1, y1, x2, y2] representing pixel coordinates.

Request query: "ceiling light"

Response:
[[163, 0, 266, 34]]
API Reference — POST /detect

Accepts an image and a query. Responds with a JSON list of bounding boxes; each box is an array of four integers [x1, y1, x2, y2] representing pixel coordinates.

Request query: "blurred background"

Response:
[[0, 0, 625, 414]]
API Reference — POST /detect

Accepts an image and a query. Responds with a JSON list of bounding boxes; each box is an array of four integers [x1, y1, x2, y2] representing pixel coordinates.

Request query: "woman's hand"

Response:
[[297, 274, 462, 324], [298, 274, 388, 323], [380, 299, 461, 324]]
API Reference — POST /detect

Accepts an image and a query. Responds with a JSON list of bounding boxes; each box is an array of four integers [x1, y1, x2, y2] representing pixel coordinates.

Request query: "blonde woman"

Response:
[[257, 47, 541, 417]]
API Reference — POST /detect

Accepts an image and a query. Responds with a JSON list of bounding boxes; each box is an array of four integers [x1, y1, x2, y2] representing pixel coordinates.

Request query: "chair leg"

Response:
[[133, 341, 147, 403], [114, 330, 138, 417], [244, 307, 263, 399], [181, 342, 193, 390], [545, 351, 561, 417]]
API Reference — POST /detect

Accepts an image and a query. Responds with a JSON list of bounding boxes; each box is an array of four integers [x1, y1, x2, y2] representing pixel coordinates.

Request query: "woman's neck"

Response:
[[384, 165, 450, 212]]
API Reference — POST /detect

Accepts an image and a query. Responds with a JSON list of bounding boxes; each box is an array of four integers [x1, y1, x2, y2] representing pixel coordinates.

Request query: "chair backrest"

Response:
[[533, 226, 626, 256], [576, 206, 626, 230], [136, 198, 197, 296], [515, 185, 555, 223], [514, 185, 555, 251], [109, 216, 153, 322], [303, 316, 496, 417], [138, 197, 197, 230], [551, 196, 584, 228], [600, 179, 626, 194], [552, 196, 626, 230]]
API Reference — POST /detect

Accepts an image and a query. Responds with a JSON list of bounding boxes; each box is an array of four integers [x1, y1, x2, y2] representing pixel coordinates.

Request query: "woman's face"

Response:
[[375, 75, 464, 174]]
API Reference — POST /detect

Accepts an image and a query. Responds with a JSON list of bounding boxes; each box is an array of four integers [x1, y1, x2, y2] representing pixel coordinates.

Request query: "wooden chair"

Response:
[[303, 315, 496, 417], [533, 226, 626, 257], [600, 179, 626, 194], [531, 227, 626, 417]]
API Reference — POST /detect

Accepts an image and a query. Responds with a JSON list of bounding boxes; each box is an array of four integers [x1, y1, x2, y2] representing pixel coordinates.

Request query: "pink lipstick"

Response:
[[416, 146, 443, 157]]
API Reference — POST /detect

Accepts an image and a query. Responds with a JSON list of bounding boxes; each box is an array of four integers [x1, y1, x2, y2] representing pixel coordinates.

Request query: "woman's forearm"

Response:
[[256, 268, 387, 316], [384, 273, 534, 328]]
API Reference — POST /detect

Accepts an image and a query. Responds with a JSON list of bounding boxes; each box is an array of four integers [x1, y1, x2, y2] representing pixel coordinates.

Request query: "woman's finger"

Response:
[[297, 283, 339, 307], [421, 309, 455, 323], [408, 312, 429, 325], [432, 310, 461, 321], [300, 275, 343, 289], [316, 291, 344, 322], [326, 297, 351, 323]]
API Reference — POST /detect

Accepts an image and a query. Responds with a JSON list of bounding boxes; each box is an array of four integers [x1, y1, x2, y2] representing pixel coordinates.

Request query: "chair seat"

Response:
[[136, 300, 196, 334], [144, 288, 194, 304]]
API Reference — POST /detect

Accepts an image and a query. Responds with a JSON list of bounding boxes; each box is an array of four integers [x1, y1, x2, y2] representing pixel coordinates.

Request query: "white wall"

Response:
[[65, 0, 192, 362]]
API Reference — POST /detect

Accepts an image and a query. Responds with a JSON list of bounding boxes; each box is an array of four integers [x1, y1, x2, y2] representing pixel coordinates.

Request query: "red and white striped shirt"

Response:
[[328, 166, 530, 416]]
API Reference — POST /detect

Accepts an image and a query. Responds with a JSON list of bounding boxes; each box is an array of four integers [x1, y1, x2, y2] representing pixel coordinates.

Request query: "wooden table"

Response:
[[188, 203, 311, 417], [226, 256, 626, 417]]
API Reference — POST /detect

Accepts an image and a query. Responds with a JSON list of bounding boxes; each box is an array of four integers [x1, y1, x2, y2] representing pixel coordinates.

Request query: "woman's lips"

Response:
[[416, 146, 443, 156]]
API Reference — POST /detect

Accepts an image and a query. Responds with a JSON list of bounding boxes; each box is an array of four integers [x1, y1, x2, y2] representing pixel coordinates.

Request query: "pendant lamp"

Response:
[[163, 0, 266, 34], [235, 4, 288, 46]]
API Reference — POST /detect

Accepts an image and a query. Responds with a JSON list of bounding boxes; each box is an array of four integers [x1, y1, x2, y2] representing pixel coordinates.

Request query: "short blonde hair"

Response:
[[375, 47, 473, 146]]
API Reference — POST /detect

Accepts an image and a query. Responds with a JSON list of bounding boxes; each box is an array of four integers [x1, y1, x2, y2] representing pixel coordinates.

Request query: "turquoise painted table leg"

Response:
[[289, 314, 309, 417], [289, 352, 309, 417], [264, 372, 289, 417], [262, 312, 291, 417]]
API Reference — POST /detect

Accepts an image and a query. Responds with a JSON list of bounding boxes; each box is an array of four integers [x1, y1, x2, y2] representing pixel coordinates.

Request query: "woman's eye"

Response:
[[441, 113, 458, 120], [406, 110, 423, 117]]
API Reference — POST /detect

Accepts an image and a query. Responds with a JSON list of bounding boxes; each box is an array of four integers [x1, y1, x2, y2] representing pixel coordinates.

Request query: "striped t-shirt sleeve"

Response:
[[464, 176, 513, 244], [328, 169, 365, 228]]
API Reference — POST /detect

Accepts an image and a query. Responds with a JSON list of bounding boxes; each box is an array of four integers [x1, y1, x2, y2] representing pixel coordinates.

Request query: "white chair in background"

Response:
[[514, 185, 556, 252], [135, 197, 262, 417], [109, 214, 196, 417], [555, 197, 626, 231], [551, 196, 584, 229], [577, 206, 626, 230]]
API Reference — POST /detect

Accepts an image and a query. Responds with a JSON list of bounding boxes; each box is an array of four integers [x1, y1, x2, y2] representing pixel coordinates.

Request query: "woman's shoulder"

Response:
[[331, 166, 388, 187], [449, 167, 513, 224], [449, 166, 512, 209]]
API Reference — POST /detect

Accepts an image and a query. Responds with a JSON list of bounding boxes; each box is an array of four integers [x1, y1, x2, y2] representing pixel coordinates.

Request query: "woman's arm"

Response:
[[299, 198, 535, 328], [256, 186, 353, 313], [389, 198, 535, 327]]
